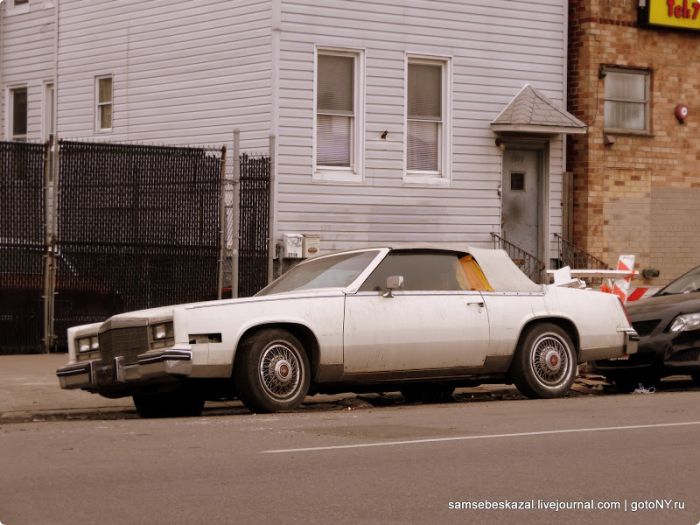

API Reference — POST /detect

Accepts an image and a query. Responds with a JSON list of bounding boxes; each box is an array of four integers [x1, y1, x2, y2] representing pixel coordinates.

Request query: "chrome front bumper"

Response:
[[56, 349, 193, 391]]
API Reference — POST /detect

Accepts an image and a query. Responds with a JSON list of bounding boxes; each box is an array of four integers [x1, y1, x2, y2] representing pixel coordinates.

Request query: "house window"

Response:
[[10, 87, 28, 141], [603, 67, 650, 133], [314, 49, 363, 181], [96, 76, 113, 131], [406, 56, 450, 180]]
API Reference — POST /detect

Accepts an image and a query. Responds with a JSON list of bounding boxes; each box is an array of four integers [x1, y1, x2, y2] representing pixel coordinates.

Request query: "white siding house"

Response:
[[1, 0, 585, 267]]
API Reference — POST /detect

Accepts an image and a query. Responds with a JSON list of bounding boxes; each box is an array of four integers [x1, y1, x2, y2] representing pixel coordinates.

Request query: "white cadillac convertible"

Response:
[[57, 246, 638, 417]]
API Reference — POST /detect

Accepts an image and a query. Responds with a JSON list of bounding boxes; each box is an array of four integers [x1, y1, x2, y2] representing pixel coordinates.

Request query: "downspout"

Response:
[[270, 0, 281, 277], [54, 0, 59, 138]]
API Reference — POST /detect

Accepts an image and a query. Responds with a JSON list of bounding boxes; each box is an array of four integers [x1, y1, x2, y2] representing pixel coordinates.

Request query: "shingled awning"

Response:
[[490, 84, 587, 135]]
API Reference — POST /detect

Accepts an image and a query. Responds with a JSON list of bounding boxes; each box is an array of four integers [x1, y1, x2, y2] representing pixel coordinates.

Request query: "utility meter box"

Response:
[[302, 234, 321, 258], [282, 234, 303, 259]]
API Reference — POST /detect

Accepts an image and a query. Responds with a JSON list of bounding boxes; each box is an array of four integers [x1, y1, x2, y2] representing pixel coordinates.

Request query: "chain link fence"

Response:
[[53, 141, 224, 348], [0, 142, 47, 354]]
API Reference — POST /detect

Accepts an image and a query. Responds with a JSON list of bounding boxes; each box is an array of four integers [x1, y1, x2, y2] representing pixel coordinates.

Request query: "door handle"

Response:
[[467, 301, 485, 307]]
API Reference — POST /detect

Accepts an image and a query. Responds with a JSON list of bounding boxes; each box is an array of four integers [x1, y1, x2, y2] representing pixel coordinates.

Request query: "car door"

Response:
[[343, 251, 490, 374]]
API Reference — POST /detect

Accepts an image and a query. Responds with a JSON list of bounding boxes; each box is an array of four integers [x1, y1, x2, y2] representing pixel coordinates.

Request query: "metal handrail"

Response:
[[553, 233, 609, 270], [490, 233, 547, 284]]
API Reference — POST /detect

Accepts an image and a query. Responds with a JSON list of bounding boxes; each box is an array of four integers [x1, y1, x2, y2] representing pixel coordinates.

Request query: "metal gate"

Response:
[[0, 142, 47, 353], [53, 141, 224, 349], [237, 153, 271, 297]]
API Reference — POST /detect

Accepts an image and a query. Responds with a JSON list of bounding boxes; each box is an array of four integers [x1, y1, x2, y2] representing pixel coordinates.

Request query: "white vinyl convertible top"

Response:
[[386, 243, 542, 293], [466, 245, 542, 293]]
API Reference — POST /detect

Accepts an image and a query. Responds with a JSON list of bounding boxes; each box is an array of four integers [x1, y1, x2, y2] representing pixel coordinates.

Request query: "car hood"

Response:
[[628, 291, 700, 318], [107, 288, 346, 321]]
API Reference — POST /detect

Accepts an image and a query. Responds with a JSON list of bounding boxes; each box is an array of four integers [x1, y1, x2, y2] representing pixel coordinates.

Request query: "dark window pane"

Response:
[[360, 252, 466, 291], [511, 172, 525, 191], [12, 88, 28, 137]]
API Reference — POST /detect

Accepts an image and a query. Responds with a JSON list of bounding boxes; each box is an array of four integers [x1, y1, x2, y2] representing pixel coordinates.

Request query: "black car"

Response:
[[593, 265, 700, 392]]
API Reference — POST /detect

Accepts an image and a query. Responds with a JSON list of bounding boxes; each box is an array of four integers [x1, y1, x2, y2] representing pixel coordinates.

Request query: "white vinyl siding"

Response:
[[55, 0, 272, 151], [277, 0, 566, 254], [313, 47, 364, 182], [0, 1, 56, 141]]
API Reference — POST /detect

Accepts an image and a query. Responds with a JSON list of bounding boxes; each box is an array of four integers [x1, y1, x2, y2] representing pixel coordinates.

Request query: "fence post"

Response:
[[42, 136, 58, 353], [217, 146, 228, 300], [232, 129, 241, 298], [267, 135, 276, 283]]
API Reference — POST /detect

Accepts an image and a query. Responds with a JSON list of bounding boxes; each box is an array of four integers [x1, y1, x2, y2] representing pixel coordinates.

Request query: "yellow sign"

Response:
[[646, 0, 700, 30]]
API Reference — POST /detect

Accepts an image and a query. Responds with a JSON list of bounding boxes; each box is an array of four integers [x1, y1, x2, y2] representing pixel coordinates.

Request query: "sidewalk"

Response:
[[0, 354, 132, 422]]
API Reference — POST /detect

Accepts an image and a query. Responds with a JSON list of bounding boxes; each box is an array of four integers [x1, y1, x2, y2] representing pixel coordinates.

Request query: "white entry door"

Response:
[[502, 149, 540, 257]]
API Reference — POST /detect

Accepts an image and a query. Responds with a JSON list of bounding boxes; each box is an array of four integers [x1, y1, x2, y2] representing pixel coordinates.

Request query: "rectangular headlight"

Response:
[[150, 322, 175, 349], [151, 322, 174, 340], [77, 335, 99, 353]]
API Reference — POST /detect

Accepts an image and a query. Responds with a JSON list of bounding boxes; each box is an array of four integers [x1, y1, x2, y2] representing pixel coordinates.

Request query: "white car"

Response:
[[57, 246, 638, 416]]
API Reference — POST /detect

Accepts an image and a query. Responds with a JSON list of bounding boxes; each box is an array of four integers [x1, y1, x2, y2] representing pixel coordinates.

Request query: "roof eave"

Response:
[[490, 124, 588, 135]]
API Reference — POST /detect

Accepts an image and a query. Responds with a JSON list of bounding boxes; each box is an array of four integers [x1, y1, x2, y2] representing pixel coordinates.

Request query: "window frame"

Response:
[[313, 46, 365, 184], [602, 66, 651, 135], [95, 75, 113, 132], [42, 81, 55, 142], [8, 85, 28, 142], [404, 53, 452, 185], [8, 0, 31, 15]]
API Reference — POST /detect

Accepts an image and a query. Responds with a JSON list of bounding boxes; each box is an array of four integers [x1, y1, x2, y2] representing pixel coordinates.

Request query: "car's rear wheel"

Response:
[[133, 389, 205, 418], [401, 384, 455, 404], [234, 328, 310, 413], [511, 323, 577, 399]]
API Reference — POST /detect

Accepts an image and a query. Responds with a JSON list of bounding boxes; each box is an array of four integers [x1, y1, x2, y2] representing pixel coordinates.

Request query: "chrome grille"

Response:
[[99, 326, 149, 364]]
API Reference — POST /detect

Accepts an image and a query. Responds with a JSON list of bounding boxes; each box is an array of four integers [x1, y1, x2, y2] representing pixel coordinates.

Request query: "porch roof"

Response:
[[490, 84, 587, 135]]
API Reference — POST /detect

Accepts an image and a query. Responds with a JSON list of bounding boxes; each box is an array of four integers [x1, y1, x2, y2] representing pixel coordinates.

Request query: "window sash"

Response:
[[603, 68, 649, 131], [11, 88, 28, 139], [316, 52, 357, 171], [317, 114, 353, 167], [407, 60, 445, 174], [96, 77, 113, 130]]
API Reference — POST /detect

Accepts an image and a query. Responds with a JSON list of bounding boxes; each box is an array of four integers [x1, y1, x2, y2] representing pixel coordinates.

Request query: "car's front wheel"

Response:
[[511, 323, 577, 399], [235, 328, 310, 413]]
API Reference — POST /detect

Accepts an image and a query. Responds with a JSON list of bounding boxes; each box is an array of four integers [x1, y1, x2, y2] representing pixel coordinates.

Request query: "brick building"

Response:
[[568, 0, 700, 285]]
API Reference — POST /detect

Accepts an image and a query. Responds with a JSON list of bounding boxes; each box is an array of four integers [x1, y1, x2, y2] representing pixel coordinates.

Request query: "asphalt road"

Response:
[[1, 390, 699, 525]]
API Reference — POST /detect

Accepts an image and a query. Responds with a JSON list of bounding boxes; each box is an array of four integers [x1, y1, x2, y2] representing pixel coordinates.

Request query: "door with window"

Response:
[[502, 149, 541, 258], [343, 251, 490, 374]]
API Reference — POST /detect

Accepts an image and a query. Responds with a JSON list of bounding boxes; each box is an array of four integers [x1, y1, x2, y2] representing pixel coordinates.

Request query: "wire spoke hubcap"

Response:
[[259, 342, 302, 401], [531, 334, 571, 387]]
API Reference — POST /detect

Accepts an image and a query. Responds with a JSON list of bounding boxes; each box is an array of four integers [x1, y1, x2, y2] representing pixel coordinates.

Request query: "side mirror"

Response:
[[383, 275, 404, 298]]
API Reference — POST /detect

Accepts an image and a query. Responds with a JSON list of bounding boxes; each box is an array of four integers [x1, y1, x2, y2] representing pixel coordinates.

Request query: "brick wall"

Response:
[[568, 0, 700, 286]]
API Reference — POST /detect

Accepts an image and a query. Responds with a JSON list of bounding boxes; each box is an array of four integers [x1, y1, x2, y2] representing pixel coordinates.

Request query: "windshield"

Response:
[[657, 265, 700, 296], [256, 250, 380, 296]]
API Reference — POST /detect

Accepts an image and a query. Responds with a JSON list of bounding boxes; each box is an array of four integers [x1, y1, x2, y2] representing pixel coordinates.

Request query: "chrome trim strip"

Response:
[[56, 363, 91, 377], [137, 350, 192, 365]]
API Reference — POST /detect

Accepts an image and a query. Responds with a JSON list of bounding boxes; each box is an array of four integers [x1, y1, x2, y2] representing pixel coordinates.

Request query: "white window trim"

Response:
[[8, 85, 28, 141], [403, 53, 452, 185], [95, 75, 113, 133], [313, 46, 365, 184], [41, 80, 55, 142], [602, 66, 651, 135]]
